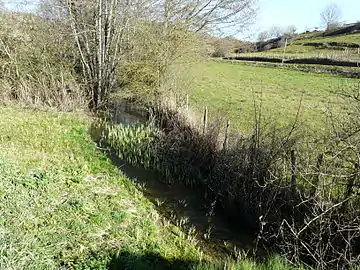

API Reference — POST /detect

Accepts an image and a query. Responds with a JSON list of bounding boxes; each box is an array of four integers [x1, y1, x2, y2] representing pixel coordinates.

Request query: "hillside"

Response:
[[258, 31, 360, 61], [189, 60, 357, 132], [229, 25, 360, 70]]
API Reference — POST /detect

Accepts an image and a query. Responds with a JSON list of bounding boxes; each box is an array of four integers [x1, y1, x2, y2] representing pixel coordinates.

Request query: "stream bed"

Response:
[[105, 150, 259, 259]]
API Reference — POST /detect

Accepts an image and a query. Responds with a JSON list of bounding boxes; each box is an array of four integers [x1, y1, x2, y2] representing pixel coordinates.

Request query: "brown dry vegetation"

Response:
[[0, 12, 85, 110], [100, 92, 360, 268]]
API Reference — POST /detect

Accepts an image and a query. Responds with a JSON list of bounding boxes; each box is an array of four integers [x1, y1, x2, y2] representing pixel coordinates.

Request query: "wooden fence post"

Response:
[[311, 153, 324, 197], [282, 38, 288, 65], [223, 120, 230, 151], [344, 162, 359, 200], [203, 106, 208, 135], [291, 149, 297, 191]]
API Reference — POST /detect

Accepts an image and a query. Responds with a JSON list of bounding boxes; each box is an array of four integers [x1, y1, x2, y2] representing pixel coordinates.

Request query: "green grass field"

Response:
[[245, 46, 360, 62], [188, 61, 357, 133], [295, 32, 360, 45], [0, 105, 301, 269], [240, 32, 360, 62]]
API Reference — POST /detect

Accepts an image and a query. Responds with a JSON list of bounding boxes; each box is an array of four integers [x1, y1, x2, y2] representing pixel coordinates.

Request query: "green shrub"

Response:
[[106, 123, 159, 170]]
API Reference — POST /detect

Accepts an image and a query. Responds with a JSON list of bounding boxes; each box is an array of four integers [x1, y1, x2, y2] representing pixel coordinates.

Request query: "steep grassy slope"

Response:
[[0, 106, 207, 269], [296, 32, 360, 44], [251, 46, 360, 61]]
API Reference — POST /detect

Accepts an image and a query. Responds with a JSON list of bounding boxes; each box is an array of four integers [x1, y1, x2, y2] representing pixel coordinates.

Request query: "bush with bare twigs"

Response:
[[95, 98, 360, 268], [0, 12, 85, 110]]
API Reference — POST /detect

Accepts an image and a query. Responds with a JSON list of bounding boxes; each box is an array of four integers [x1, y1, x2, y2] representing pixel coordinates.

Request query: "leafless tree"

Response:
[[38, 0, 69, 20], [38, 0, 257, 110], [269, 26, 284, 38], [257, 25, 297, 42], [257, 26, 285, 42], [147, 0, 257, 34], [283, 25, 297, 38], [321, 3, 342, 30], [62, 0, 146, 110], [257, 31, 269, 42]]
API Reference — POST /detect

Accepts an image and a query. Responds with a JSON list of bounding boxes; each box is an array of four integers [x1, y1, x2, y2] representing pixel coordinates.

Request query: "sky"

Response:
[[241, 0, 360, 40], [3, 0, 360, 41]]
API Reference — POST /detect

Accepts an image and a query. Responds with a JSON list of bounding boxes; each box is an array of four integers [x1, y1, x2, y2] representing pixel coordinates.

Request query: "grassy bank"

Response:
[[0, 105, 301, 269], [243, 47, 360, 62], [222, 60, 360, 78], [189, 60, 356, 132], [0, 106, 207, 269]]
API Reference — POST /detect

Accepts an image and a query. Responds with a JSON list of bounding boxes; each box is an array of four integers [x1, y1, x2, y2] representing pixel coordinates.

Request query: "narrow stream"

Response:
[[94, 105, 261, 259], [105, 150, 258, 259]]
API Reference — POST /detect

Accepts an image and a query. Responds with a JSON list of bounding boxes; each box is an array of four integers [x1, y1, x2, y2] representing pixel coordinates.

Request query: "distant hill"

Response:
[[322, 22, 360, 37], [227, 23, 360, 67], [247, 23, 360, 55]]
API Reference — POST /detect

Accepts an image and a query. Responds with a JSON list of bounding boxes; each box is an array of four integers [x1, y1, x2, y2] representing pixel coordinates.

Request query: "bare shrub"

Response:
[[255, 101, 360, 268], [0, 12, 85, 110], [152, 110, 221, 186], [98, 98, 360, 268]]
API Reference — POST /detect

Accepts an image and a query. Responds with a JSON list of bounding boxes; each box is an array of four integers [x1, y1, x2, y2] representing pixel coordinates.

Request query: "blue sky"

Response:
[[241, 0, 360, 40], [4, 0, 360, 40]]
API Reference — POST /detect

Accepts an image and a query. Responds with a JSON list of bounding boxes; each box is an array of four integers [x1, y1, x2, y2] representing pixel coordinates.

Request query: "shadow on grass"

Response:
[[62, 250, 220, 270], [107, 251, 213, 270], [63, 248, 289, 270]]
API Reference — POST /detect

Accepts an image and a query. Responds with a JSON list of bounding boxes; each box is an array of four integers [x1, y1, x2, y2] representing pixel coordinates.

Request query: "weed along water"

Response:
[[90, 104, 259, 260], [93, 99, 360, 268], [104, 151, 257, 258]]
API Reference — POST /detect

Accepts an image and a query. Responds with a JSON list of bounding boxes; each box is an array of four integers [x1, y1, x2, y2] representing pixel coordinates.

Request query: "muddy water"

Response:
[[105, 151, 258, 259]]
